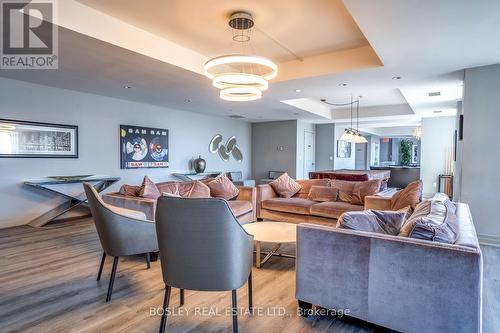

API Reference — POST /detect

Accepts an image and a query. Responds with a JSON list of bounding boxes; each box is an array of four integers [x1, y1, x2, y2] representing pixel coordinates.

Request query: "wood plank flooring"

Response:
[[0, 218, 498, 333]]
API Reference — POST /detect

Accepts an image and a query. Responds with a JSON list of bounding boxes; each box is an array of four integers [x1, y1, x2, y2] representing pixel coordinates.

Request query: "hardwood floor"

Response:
[[0, 218, 498, 333]]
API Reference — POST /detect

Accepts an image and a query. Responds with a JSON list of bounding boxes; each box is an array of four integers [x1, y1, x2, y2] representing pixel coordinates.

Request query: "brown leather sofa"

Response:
[[102, 181, 256, 224], [257, 179, 390, 226]]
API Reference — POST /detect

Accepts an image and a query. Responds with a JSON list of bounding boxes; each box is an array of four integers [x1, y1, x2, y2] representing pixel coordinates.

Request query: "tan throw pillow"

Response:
[[270, 173, 302, 198], [156, 182, 180, 196], [391, 180, 423, 210], [119, 184, 141, 197], [188, 181, 211, 198], [207, 175, 239, 200], [139, 176, 161, 199], [308, 186, 338, 202], [351, 180, 382, 205], [330, 180, 355, 203]]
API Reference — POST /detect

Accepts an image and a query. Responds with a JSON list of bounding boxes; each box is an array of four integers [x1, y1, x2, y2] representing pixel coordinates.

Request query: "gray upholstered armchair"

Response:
[[83, 183, 159, 302], [155, 196, 254, 333]]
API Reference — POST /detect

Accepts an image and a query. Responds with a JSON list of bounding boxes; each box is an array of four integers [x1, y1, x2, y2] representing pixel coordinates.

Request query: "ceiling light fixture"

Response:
[[321, 96, 367, 143], [392, 76, 402, 80], [204, 12, 277, 102], [123, 85, 132, 89], [338, 83, 348, 87], [413, 126, 422, 140], [294, 89, 301, 93]]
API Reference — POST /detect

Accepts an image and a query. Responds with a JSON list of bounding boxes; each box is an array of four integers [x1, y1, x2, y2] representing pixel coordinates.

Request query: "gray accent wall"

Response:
[[251, 120, 297, 181], [462, 64, 500, 241], [0, 78, 251, 228], [315, 124, 335, 171]]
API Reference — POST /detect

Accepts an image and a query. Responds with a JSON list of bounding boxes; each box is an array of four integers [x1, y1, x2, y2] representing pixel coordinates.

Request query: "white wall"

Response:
[[333, 125, 355, 169], [0, 78, 251, 228], [420, 116, 455, 197], [462, 64, 500, 240]]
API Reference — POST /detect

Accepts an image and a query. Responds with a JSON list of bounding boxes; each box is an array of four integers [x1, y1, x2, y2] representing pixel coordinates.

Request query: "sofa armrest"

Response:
[[102, 193, 156, 221], [235, 186, 256, 221], [296, 224, 482, 333], [364, 195, 392, 210], [256, 184, 278, 218]]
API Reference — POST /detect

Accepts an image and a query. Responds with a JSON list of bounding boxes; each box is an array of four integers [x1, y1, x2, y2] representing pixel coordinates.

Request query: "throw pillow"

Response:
[[207, 175, 239, 200], [391, 180, 423, 210], [188, 180, 212, 198], [269, 173, 302, 198], [308, 186, 338, 202], [351, 179, 382, 205], [399, 198, 458, 244], [119, 184, 141, 197], [139, 176, 161, 200], [330, 180, 356, 203], [336, 209, 407, 235], [156, 182, 180, 196], [162, 192, 181, 198]]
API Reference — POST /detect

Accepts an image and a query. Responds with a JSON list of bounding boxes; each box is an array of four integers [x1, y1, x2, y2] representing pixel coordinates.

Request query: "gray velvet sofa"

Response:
[[295, 202, 482, 333]]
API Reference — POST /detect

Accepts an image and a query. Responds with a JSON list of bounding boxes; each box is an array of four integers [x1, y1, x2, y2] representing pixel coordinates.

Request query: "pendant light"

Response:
[[204, 12, 278, 101], [322, 96, 368, 143]]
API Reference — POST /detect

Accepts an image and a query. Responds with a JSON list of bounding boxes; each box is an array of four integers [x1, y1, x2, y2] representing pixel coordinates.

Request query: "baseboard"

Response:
[[478, 234, 500, 248]]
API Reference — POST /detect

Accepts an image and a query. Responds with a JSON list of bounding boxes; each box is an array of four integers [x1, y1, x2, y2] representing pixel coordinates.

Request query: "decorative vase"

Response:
[[193, 155, 206, 174]]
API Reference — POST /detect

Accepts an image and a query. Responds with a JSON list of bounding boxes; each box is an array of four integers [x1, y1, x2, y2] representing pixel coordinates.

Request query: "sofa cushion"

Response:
[[399, 195, 459, 244], [139, 176, 161, 200], [228, 200, 253, 217], [187, 181, 211, 198], [336, 209, 407, 235], [207, 175, 239, 200], [330, 180, 356, 203], [119, 184, 141, 197], [106, 204, 147, 220], [295, 179, 330, 197], [262, 198, 317, 215], [351, 179, 382, 205], [391, 180, 423, 210], [310, 201, 364, 219], [270, 173, 302, 198], [308, 186, 338, 202]]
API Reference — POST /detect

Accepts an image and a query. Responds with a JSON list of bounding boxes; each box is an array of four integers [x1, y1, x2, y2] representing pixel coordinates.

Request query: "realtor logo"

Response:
[[1, 0, 58, 69]]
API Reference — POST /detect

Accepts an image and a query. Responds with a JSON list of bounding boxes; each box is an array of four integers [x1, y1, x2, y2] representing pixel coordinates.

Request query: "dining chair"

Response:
[[155, 196, 254, 333], [83, 182, 159, 302]]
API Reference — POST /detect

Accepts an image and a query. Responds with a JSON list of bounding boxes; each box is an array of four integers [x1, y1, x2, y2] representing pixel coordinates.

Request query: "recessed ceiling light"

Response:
[[184, 98, 191, 103], [294, 89, 301, 93], [123, 85, 132, 89], [392, 76, 402, 80], [433, 110, 443, 113], [338, 83, 348, 87]]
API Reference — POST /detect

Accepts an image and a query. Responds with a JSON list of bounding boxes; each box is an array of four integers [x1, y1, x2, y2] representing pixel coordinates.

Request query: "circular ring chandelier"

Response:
[[204, 12, 278, 102]]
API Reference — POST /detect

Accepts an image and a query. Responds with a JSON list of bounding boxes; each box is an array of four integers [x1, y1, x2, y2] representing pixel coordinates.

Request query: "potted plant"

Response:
[[400, 139, 413, 166]]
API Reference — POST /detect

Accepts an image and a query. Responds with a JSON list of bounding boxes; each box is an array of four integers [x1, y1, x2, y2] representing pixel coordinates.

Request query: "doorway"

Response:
[[355, 142, 367, 170], [303, 130, 315, 179]]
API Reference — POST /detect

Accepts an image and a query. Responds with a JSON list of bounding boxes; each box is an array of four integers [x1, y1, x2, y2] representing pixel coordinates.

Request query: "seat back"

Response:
[[155, 196, 253, 291]]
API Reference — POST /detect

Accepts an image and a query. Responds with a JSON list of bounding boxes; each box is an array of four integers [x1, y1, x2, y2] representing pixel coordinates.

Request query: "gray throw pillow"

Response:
[[337, 210, 407, 235]]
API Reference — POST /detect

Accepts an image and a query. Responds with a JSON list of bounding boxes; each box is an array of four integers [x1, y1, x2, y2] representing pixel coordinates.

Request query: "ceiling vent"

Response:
[[428, 91, 441, 97], [228, 115, 246, 119]]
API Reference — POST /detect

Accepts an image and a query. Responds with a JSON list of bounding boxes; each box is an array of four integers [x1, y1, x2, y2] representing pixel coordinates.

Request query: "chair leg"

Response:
[[106, 256, 119, 302], [97, 252, 106, 281], [180, 289, 185, 306], [231, 289, 238, 333], [159, 285, 171, 333], [146, 252, 151, 269], [248, 272, 253, 312]]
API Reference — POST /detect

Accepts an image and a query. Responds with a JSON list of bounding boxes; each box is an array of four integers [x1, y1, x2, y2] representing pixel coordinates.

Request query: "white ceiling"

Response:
[[1, 0, 499, 126]]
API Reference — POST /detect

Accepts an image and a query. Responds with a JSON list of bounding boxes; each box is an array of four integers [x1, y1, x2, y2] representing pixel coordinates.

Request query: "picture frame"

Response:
[[337, 140, 352, 158], [0, 119, 78, 158], [120, 124, 169, 169]]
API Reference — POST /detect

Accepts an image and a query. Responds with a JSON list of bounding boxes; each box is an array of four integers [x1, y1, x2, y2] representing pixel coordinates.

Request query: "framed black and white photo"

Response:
[[337, 140, 352, 158], [120, 125, 169, 169], [0, 119, 78, 158]]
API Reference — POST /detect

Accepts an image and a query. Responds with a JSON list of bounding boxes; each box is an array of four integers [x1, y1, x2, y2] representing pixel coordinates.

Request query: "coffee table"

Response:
[[243, 221, 296, 268]]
